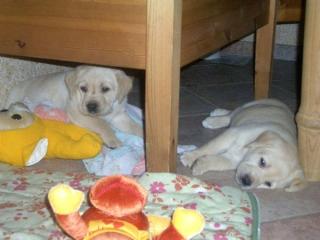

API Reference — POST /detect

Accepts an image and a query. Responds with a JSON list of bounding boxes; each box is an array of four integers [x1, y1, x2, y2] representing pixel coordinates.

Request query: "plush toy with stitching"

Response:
[[0, 103, 102, 166], [48, 175, 205, 240]]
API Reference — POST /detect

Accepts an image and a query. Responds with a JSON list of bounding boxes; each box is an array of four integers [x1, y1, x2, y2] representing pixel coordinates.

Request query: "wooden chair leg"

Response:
[[296, 0, 320, 181], [254, 0, 278, 99], [145, 0, 182, 172]]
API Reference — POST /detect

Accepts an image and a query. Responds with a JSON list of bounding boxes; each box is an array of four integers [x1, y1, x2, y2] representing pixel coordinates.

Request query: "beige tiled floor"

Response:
[[30, 57, 320, 239]]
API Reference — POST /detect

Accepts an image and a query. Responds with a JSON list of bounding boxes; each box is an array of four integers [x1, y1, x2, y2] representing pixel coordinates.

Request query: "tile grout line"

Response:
[[182, 86, 218, 108], [181, 80, 253, 88], [261, 212, 320, 225]]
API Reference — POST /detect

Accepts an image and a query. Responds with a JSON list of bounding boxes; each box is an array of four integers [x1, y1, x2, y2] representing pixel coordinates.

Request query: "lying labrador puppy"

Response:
[[181, 99, 305, 192], [6, 65, 143, 148]]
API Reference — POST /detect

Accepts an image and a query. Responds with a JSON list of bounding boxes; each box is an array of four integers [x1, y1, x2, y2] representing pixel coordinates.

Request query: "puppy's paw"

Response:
[[202, 117, 214, 129], [99, 129, 122, 148], [209, 108, 230, 117], [99, 134, 123, 149], [202, 116, 230, 129], [180, 151, 198, 167], [107, 138, 122, 149], [191, 161, 207, 176]]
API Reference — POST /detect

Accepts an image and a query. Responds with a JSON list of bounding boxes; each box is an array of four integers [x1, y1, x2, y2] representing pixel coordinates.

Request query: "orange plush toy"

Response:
[[48, 175, 205, 240]]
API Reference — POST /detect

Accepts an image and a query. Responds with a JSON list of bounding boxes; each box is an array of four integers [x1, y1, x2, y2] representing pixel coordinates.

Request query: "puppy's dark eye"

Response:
[[265, 181, 272, 187], [0, 109, 8, 112], [80, 86, 87, 93], [11, 114, 22, 120], [259, 157, 266, 168], [101, 86, 110, 93]]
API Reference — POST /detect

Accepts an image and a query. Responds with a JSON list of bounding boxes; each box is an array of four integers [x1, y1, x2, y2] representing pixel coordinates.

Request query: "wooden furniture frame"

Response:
[[278, 0, 304, 22], [296, 0, 320, 181], [276, 0, 320, 181], [0, 0, 275, 172]]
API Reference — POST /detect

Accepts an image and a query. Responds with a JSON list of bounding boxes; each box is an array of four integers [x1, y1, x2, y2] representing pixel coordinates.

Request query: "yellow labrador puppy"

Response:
[[181, 99, 305, 192], [6, 65, 142, 148]]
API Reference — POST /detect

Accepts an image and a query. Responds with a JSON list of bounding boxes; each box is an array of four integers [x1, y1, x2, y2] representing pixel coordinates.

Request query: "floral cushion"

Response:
[[0, 164, 259, 240], [139, 173, 259, 240], [0, 164, 99, 239]]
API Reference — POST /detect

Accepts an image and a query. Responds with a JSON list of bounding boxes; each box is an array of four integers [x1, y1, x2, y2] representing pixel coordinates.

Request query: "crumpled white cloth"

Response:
[[83, 104, 197, 176]]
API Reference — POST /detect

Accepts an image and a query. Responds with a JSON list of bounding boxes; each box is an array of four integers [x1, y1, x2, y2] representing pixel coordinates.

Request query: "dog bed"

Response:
[[0, 164, 260, 240]]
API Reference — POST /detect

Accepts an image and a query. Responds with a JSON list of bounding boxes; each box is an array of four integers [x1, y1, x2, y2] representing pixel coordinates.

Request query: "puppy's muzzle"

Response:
[[239, 174, 252, 187], [86, 101, 99, 114]]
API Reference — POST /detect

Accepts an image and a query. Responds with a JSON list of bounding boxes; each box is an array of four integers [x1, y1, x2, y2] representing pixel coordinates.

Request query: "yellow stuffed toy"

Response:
[[0, 103, 102, 166]]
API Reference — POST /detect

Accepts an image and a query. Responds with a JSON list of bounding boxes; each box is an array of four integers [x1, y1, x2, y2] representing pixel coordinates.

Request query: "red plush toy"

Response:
[[48, 175, 205, 240]]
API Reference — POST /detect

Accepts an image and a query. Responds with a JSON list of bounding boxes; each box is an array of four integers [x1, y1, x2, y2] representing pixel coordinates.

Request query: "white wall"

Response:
[[0, 57, 70, 108], [217, 23, 302, 61], [242, 24, 301, 46]]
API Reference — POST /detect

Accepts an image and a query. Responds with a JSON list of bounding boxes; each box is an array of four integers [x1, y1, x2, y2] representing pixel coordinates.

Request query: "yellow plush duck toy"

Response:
[[0, 103, 102, 166]]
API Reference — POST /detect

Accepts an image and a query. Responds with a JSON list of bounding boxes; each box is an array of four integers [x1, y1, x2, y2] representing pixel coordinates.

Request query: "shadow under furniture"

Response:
[[0, 0, 280, 173]]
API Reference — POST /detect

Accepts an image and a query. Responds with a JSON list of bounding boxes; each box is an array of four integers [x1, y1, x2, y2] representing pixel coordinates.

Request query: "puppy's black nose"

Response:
[[240, 174, 252, 187], [87, 102, 98, 114]]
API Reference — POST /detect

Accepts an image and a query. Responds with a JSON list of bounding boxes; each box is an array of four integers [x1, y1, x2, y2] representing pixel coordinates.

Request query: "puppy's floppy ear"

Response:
[[64, 69, 79, 98], [65, 65, 92, 96], [114, 70, 133, 103], [285, 169, 307, 192]]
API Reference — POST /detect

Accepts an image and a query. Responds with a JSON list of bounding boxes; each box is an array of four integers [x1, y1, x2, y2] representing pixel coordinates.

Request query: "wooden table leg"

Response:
[[254, 0, 278, 99], [145, 0, 182, 172], [296, 0, 320, 181]]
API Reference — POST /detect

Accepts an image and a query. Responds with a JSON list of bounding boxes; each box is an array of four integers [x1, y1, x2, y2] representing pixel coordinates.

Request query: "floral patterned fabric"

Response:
[[0, 165, 259, 240], [139, 173, 259, 240], [0, 164, 99, 240]]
